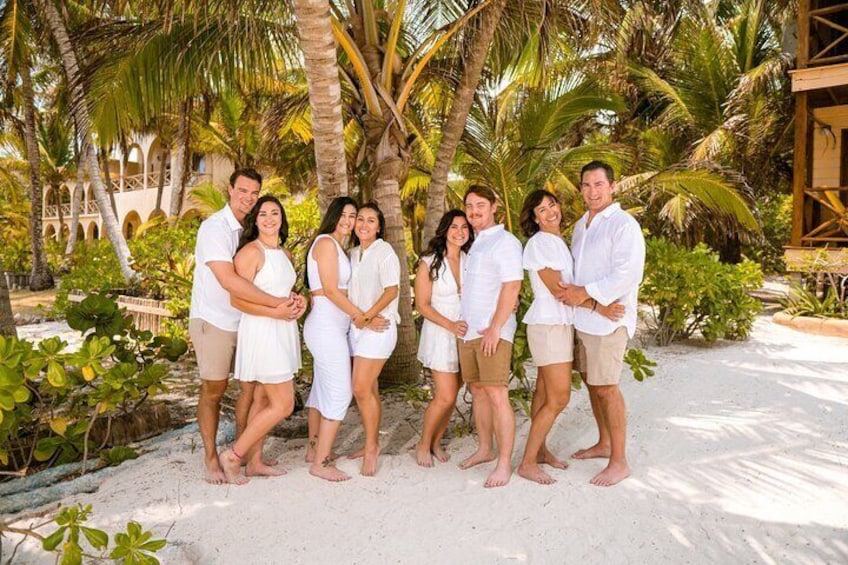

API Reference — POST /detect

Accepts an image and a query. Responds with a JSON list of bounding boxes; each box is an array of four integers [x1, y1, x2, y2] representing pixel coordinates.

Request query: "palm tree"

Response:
[[292, 0, 349, 208], [34, 0, 136, 282], [0, 273, 14, 338], [0, 0, 54, 290]]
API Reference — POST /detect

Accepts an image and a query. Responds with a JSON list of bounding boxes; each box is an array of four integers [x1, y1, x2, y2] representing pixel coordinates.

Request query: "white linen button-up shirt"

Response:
[[522, 231, 574, 326], [349, 239, 401, 323], [571, 203, 645, 338], [189, 204, 242, 331], [461, 224, 524, 342]]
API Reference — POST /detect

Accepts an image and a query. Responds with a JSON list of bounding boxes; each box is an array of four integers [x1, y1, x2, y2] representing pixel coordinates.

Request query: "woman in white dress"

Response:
[[414, 210, 473, 467], [219, 196, 305, 485], [346, 203, 399, 476], [517, 190, 623, 485], [303, 196, 365, 482]]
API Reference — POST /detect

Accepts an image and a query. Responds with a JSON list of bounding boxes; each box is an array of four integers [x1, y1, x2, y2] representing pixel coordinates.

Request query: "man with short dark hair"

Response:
[[458, 185, 523, 488], [189, 168, 302, 484], [559, 160, 645, 487]]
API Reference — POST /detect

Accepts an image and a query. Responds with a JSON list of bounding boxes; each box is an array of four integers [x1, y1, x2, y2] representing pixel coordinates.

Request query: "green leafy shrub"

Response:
[[0, 294, 186, 471], [641, 238, 763, 345]]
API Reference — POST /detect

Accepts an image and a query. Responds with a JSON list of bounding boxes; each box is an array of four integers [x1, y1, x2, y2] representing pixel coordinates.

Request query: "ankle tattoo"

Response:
[[322, 456, 331, 468]]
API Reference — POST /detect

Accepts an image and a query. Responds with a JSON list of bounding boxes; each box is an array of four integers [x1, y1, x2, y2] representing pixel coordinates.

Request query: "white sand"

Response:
[[4, 316, 848, 564]]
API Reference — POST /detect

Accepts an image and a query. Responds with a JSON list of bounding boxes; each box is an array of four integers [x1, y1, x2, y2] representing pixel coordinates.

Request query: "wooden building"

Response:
[[788, 0, 848, 273]]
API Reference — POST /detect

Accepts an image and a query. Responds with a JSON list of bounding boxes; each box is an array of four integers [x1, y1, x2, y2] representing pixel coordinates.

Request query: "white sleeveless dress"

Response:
[[417, 253, 465, 373], [303, 234, 353, 421], [234, 245, 302, 383]]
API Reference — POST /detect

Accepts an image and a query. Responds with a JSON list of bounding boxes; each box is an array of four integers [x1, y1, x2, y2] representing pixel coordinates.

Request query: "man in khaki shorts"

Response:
[[458, 186, 523, 488], [559, 160, 645, 487], [189, 168, 303, 484]]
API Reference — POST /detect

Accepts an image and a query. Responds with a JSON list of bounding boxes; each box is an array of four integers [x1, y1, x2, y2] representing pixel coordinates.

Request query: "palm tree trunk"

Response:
[[422, 0, 506, 243], [292, 0, 349, 210], [0, 273, 15, 338], [168, 99, 191, 219], [36, 0, 136, 283], [54, 183, 65, 237], [20, 56, 54, 291], [99, 147, 117, 216], [62, 151, 85, 266], [155, 148, 168, 212]]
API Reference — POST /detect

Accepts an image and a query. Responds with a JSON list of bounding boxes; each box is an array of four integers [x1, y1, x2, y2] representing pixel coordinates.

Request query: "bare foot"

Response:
[[484, 462, 512, 488], [538, 448, 569, 469], [245, 461, 287, 477], [518, 462, 556, 485], [219, 450, 249, 485], [240, 456, 278, 467], [590, 461, 631, 487], [415, 444, 434, 468], [203, 456, 226, 485], [360, 447, 380, 477], [305, 439, 317, 463], [432, 444, 450, 463], [572, 443, 611, 460], [347, 448, 364, 460], [309, 462, 350, 482], [459, 449, 496, 470]]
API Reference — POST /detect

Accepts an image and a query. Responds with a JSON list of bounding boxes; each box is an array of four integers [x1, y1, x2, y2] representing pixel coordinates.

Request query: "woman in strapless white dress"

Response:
[[414, 210, 474, 467], [219, 196, 306, 485]]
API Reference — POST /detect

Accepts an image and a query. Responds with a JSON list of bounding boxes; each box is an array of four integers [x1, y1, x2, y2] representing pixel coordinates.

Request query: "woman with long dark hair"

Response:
[[414, 209, 473, 467], [344, 202, 399, 476], [302, 196, 367, 482], [219, 196, 304, 484], [517, 189, 622, 485]]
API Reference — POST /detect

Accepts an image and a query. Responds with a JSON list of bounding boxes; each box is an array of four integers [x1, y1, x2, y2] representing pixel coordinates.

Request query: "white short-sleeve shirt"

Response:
[[349, 239, 401, 323], [522, 231, 574, 326], [571, 203, 645, 338], [461, 224, 524, 342], [189, 205, 242, 332]]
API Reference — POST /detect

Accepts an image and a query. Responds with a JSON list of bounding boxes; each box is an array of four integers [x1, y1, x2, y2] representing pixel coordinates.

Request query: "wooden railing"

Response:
[[801, 186, 848, 244], [123, 173, 145, 192], [84, 201, 99, 215], [44, 205, 58, 218], [69, 291, 173, 334], [808, 3, 848, 66]]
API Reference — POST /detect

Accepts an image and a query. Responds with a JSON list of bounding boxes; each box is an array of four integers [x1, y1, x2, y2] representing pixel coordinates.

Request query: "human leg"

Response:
[[309, 415, 350, 482], [589, 384, 630, 486], [416, 370, 461, 466], [483, 385, 515, 488], [351, 357, 387, 476], [459, 382, 496, 469], [519, 363, 571, 484], [198, 379, 229, 484]]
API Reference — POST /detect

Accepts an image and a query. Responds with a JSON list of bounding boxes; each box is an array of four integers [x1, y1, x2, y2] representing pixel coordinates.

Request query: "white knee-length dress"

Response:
[[304, 234, 353, 421], [417, 253, 466, 373], [234, 245, 302, 383]]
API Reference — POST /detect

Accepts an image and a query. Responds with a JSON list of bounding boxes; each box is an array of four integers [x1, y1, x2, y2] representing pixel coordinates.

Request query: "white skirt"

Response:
[[417, 301, 461, 373], [234, 314, 301, 384], [304, 297, 353, 421], [349, 321, 397, 360]]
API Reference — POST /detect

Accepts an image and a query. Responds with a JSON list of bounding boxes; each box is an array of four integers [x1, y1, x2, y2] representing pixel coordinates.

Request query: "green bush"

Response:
[[744, 193, 792, 274], [0, 293, 187, 471], [641, 238, 763, 345]]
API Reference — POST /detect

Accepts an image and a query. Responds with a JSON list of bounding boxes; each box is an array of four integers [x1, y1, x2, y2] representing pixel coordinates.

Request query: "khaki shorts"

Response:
[[458, 338, 512, 386], [527, 324, 574, 367], [574, 327, 628, 386], [189, 318, 237, 381]]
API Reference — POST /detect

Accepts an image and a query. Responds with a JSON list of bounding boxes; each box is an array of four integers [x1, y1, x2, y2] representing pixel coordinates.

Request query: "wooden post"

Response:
[[792, 0, 811, 246]]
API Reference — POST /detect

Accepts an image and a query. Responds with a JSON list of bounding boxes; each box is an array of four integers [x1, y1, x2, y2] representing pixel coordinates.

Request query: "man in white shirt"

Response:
[[559, 161, 645, 487], [458, 186, 523, 488], [189, 168, 303, 484]]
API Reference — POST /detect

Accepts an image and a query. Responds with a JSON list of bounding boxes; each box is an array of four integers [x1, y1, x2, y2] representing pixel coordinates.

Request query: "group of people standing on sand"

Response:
[[188, 160, 645, 489]]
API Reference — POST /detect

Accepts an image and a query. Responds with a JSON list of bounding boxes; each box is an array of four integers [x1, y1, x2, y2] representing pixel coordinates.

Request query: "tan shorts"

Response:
[[458, 338, 512, 386], [527, 324, 574, 367], [189, 318, 237, 381], [574, 327, 628, 386]]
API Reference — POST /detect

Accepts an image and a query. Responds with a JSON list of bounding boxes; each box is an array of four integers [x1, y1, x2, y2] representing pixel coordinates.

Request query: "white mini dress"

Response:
[[234, 245, 302, 383], [303, 235, 353, 421], [416, 253, 466, 373]]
